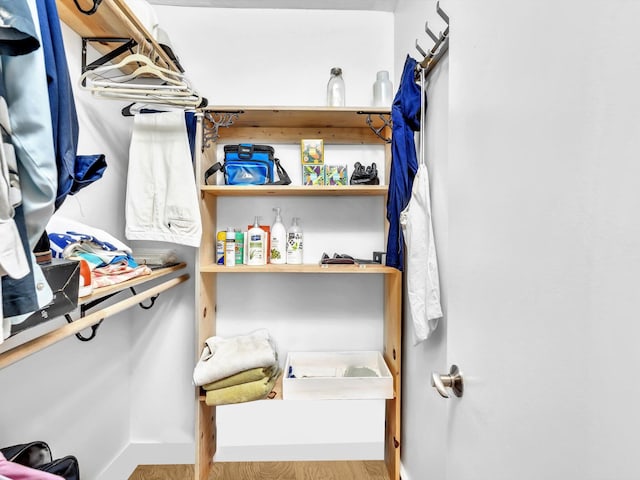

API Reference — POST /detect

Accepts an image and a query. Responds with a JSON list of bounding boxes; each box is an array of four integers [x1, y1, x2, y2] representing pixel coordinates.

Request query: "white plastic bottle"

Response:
[[286, 217, 303, 265], [270, 207, 287, 264], [224, 227, 235, 267], [373, 70, 393, 107], [326, 67, 345, 107], [247, 217, 266, 266]]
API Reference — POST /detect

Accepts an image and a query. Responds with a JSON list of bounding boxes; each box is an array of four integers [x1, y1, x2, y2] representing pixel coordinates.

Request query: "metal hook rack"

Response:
[[201, 111, 244, 152], [415, 1, 450, 78], [356, 111, 392, 143]]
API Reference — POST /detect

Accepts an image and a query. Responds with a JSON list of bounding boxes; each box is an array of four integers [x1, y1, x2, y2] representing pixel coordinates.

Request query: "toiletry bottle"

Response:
[[216, 231, 225, 265], [270, 207, 287, 264], [373, 70, 393, 107], [286, 217, 303, 264], [235, 230, 244, 265], [224, 227, 235, 267], [326, 67, 345, 107], [247, 217, 266, 266]]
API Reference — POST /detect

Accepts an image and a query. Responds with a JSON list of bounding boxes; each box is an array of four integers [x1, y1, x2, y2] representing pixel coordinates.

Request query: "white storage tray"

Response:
[[283, 351, 394, 400]]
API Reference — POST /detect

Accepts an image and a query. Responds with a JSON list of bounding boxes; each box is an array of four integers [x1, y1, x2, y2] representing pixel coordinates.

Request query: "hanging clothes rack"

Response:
[[415, 1, 449, 78]]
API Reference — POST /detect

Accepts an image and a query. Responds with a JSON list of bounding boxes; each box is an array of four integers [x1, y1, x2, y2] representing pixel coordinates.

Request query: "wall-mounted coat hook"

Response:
[[415, 39, 428, 58], [425, 21, 440, 44], [437, 1, 449, 24]]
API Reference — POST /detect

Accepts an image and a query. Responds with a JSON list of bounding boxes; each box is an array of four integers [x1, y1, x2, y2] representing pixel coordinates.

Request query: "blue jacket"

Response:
[[386, 55, 423, 271], [0, 0, 39, 56], [36, 0, 106, 210]]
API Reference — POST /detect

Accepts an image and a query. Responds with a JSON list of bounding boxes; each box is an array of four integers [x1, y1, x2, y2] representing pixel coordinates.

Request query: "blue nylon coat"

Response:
[[385, 55, 423, 271], [36, 0, 106, 210]]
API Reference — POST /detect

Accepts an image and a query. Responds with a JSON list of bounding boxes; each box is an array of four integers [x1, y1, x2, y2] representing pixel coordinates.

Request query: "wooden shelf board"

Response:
[[80, 262, 187, 303], [201, 185, 388, 197], [56, 0, 179, 73], [202, 106, 391, 129], [200, 264, 395, 274], [0, 273, 190, 370]]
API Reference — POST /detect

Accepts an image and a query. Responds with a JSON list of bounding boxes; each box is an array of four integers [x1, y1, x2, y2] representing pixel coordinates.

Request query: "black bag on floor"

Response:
[[1, 440, 52, 468], [39, 455, 80, 480], [1, 441, 80, 480]]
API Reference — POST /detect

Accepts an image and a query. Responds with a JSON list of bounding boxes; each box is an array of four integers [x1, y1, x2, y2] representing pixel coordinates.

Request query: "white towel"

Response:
[[193, 329, 278, 387], [400, 163, 443, 344], [125, 111, 202, 247]]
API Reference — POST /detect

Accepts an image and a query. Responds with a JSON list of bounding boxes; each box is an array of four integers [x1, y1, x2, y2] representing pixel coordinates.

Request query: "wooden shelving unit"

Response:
[[56, 0, 180, 74], [0, 263, 189, 370], [194, 106, 401, 480]]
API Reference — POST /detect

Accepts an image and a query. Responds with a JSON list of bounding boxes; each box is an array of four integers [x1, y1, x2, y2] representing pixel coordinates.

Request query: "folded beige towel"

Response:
[[205, 370, 279, 406], [202, 365, 277, 391], [193, 329, 277, 387]]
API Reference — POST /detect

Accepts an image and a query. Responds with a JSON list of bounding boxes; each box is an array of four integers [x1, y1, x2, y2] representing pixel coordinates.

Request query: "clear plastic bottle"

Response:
[[326, 67, 345, 107], [373, 70, 393, 107], [286, 217, 303, 265]]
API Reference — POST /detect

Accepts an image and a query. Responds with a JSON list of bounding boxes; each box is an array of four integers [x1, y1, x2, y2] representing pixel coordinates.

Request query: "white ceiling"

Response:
[[147, 0, 398, 12]]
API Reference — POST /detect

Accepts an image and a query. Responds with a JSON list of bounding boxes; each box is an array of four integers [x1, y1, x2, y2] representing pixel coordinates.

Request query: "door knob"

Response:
[[431, 365, 463, 398]]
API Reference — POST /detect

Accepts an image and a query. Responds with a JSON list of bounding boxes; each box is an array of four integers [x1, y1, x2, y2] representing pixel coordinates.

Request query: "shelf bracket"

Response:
[[65, 284, 162, 341], [81, 37, 137, 86], [357, 111, 392, 143], [201, 111, 243, 152]]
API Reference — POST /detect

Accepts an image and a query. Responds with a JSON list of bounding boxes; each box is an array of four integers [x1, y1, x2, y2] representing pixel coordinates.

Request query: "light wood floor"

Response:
[[129, 461, 389, 480]]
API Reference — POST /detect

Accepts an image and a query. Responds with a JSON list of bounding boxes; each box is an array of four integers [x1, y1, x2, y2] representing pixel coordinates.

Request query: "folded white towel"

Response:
[[193, 329, 278, 387]]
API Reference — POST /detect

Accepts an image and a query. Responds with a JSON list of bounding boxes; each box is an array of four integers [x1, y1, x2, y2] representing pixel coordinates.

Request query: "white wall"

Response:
[[393, 1, 449, 479]]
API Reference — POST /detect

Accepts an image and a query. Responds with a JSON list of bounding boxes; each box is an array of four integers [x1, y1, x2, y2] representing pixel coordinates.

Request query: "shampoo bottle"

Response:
[[286, 217, 303, 264], [224, 227, 235, 267], [247, 217, 266, 266], [270, 207, 287, 264]]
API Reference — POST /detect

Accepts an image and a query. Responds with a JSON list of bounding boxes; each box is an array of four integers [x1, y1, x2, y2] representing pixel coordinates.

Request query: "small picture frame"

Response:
[[301, 139, 324, 164], [325, 164, 348, 186], [303, 165, 325, 185]]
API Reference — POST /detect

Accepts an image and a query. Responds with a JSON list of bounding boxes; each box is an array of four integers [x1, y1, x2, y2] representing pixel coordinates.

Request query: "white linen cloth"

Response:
[[193, 329, 278, 387], [400, 163, 443, 344], [399, 67, 443, 345], [125, 111, 202, 247]]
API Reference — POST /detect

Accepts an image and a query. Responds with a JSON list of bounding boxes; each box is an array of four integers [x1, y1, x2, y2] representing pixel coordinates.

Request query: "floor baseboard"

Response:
[[97, 442, 194, 480], [215, 442, 383, 462]]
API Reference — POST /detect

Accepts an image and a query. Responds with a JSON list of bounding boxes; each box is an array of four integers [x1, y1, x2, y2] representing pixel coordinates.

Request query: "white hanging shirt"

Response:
[[400, 163, 443, 344]]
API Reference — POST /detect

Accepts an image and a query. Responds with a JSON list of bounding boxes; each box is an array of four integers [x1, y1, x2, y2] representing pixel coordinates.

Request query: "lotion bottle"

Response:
[[247, 217, 266, 266], [224, 227, 235, 267], [286, 217, 303, 264], [270, 207, 287, 264]]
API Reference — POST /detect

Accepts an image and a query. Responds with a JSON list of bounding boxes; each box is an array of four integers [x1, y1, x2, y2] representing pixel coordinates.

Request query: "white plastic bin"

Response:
[[283, 351, 394, 400]]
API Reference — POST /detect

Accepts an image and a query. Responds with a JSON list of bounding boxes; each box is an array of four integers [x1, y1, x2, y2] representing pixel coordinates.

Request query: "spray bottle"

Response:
[[270, 207, 287, 264]]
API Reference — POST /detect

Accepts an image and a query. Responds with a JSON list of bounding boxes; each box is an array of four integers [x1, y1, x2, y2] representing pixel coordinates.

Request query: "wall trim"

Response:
[[400, 461, 410, 480], [97, 442, 194, 480], [215, 442, 383, 462], [97, 441, 383, 479]]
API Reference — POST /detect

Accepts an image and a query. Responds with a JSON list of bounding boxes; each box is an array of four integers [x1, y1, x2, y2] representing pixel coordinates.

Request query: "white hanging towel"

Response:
[[125, 111, 202, 247], [400, 163, 443, 344]]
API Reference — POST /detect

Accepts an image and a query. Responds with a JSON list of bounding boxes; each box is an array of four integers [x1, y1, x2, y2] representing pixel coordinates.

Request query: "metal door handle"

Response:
[[431, 365, 463, 398]]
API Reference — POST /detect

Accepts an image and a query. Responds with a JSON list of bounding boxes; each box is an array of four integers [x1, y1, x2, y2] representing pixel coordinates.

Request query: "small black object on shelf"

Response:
[[350, 162, 380, 185]]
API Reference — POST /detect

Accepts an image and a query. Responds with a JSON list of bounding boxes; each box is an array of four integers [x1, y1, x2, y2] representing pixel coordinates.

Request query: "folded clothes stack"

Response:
[[193, 329, 279, 406]]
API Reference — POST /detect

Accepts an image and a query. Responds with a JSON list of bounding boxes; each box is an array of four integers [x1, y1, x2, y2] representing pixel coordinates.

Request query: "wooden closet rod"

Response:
[[0, 273, 189, 370]]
